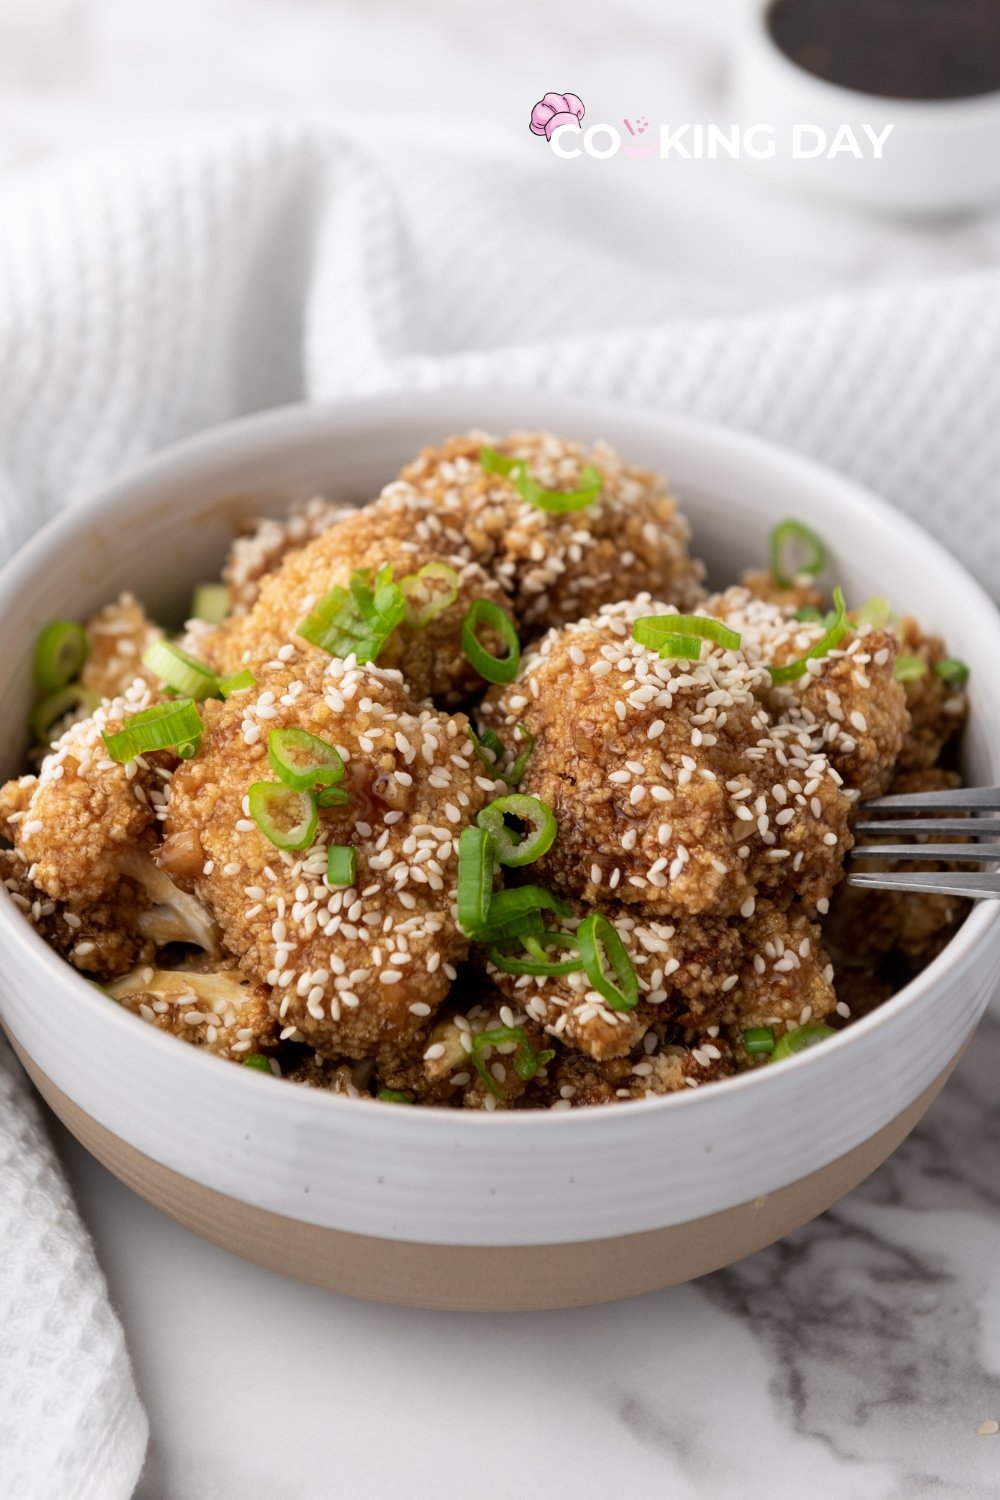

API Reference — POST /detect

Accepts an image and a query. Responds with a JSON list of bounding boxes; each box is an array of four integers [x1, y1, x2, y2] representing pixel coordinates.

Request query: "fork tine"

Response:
[[850, 843, 1000, 863], [853, 818, 1000, 837], [848, 870, 1000, 898], [860, 786, 1000, 813]]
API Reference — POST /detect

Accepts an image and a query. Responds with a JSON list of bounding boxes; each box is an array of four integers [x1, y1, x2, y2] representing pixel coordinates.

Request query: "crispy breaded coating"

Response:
[[480, 598, 852, 921], [482, 902, 743, 1061], [894, 617, 968, 771], [223, 496, 356, 613], [823, 768, 970, 970], [79, 592, 161, 702], [740, 568, 825, 615], [0, 683, 169, 907], [525, 1030, 737, 1108], [109, 966, 276, 1058], [727, 902, 837, 1032], [710, 587, 908, 801], [163, 649, 490, 1061], [401, 431, 705, 630], [202, 500, 510, 704], [0, 848, 149, 975]]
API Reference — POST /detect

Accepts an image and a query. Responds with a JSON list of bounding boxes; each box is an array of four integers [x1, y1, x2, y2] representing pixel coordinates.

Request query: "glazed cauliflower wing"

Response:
[[80, 592, 162, 702], [479, 598, 852, 921], [109, 965, 276, 1058], [163, 649, 491, 1060]]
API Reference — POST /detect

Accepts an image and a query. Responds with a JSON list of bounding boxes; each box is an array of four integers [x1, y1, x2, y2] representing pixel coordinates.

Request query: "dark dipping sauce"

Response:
[[767, 0, 1000, 101]]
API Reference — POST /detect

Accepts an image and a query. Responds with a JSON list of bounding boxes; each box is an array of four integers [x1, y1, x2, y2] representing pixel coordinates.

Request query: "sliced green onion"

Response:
[[769, 1024, 836, 1062], [31, 684, 99, 743], [317, 785, 351, 808], [770, 519, 825, 590], [142, 639, 220, 699], [297, 563, 407, 663], [191, 583, 230, 625], [743, 1026, 775, 1056], [242, 1053, 272, 1073], [794, 606, 823, 623], [576, 912, 639, 1013], [507, 725, 535, 786], [102, 699, 204, 763], [480, 445, 602, 514], [247, 782, 318, 851], [218, 669, 255, 698], [469, 726, 505, 770], [853, 596, 891, 630], [471, 1026, 555, 1100], [477, 793, 557, 868], [176, 740, 200, 760], [377, 1088, 412, 1103], [461, 599, 521, 684], [767, 586, 849, 685], [935, 658, 969, 687], [34, 620, 88, 693], [267, 727, 345, 792], [894, 655, 927, 683], [457, 825, 496, 936], [633, 614, 741, 662], [489, 929, 583, 977], [474, 886, 571, 941], [400, 562, 459, 628], [326, 844, 356, 887]]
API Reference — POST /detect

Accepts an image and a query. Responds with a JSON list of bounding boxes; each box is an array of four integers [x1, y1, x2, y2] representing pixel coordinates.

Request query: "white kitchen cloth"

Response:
[[0, 119, 998, 1500]]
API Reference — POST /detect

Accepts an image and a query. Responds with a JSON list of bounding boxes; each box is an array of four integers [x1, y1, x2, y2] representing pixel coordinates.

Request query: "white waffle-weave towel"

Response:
[[0, 120, 998, 1500]]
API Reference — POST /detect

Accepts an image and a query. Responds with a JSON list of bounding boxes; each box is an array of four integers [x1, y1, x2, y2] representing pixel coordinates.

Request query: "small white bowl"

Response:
[[2, 391, 999, 1309], [731, 0, 1000, 215]]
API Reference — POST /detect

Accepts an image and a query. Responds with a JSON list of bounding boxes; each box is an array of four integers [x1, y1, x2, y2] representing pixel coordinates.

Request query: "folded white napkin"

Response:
[[0, 120, 997, 1499]]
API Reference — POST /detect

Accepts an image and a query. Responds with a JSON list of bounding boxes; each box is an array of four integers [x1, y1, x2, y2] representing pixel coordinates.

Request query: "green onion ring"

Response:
[[317, 785, 351, 809], [326, 844, 356, 887], [742, 1026, 775, 1056], [102, 699, 204, 764], [633, 614, 742, 658], [242, 1053, 272, 1072], [31, 684, 99, 744], [507, 725, 535, 785], [247, 782, 318, 851], [218, 669, 256, 698], [400, 562, 459, 628], [893, 655, 928, 683], [377, 1088, 413, 1103], [488, 929, 583, 977], [769, 519, 826, 590], [190, 583, 230, 625], [576, 911, 639, 1013], [769, 1024, 836, 1062], [142, 639, 220, 700], [267, 727, 345, 792], [33, 620, 88, 694], [935, 658, 969, 687], [461, 599, 521, 685], [457, 825, 496, 936], [476, 793, 557, 868], [471, 1026, 555, 1100], [471, 886, 571, 942], [767, 587, 849, 685], [480, 445, 602, 513]]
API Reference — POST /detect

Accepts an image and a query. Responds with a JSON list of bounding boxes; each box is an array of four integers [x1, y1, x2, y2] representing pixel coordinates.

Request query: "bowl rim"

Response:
[[2, 389, 998, 1135]]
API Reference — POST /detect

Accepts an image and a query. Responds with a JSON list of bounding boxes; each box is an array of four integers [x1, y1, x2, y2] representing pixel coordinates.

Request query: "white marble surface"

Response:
[[4, 1, 1000, 1496]]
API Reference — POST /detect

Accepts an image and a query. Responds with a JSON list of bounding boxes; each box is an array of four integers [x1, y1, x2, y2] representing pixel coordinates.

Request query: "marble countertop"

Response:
[[4, 2, 1000, 1496]]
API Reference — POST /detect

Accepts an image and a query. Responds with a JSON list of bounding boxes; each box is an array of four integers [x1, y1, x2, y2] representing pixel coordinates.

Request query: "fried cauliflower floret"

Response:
[[482, 903, 743, 1061], [282, 1052, 368, 1095], [163, 649, 490, 1061], [823, 768, 969, 970], [0, 848, 149, 975], [200, 491, 510, 704], [894, 617, 968, 771], [401, 431, 705, 631], [480, 599, 852, 921], [79, 592, 162, 702], [0, 684, 169, 907], [524, 1029, 737, 1108], [109, 966, 276, 1058], [223, 496, 356, 613], [726, 902, 837, 1033], [740, 568, 824, 615], [710, 587, 908, 801]]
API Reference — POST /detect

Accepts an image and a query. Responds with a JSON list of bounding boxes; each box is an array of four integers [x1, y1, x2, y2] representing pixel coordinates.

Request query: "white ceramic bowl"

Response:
[[731, 0, 1000, 215], [2, 392, 999, 1310]]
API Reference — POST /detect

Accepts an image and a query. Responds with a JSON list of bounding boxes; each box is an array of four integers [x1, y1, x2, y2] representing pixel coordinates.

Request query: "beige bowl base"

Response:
[[15, 1042, 954, 1312]]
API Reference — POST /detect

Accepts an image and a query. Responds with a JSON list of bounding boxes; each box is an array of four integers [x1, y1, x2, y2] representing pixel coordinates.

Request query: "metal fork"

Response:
[[848, 785, 1000, 899]]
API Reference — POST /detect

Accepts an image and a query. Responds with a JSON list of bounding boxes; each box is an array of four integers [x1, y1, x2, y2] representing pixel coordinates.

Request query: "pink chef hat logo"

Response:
[[529, 91, 585, 141]]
